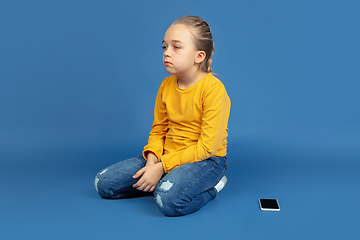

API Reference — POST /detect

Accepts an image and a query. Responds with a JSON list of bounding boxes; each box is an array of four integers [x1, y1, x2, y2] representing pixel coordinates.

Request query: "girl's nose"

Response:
[[164, 49, 170, 57]]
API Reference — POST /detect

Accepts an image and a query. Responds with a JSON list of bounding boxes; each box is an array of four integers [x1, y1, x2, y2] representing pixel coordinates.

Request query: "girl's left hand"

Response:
[[132, 162, 164, 192]]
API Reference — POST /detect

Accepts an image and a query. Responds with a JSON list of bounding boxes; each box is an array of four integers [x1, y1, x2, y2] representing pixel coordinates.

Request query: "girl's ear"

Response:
[[195, 51, 206, 64]]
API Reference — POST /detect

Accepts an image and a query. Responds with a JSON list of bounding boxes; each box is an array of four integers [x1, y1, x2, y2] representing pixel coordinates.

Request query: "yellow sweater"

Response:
[[143, 73, 231, 173]]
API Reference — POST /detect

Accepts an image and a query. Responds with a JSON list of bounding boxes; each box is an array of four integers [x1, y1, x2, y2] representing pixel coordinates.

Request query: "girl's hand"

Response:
[[132, 162, 164, 192], [145, 152, 159, 166]]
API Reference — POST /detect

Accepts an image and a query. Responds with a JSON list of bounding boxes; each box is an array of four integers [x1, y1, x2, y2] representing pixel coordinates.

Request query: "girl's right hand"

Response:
[[132, 162, 164, 192]]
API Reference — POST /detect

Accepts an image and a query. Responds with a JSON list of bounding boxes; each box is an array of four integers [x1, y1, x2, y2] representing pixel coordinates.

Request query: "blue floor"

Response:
[[1, 137, 359, 240], [1, 0, 359, 239]]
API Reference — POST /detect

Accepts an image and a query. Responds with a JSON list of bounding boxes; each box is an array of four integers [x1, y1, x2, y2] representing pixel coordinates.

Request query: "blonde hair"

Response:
[[173, 15, 214, 73]]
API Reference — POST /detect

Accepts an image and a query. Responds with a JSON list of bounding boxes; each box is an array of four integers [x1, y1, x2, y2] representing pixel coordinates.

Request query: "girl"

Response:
[[94, 15, 231, 216]]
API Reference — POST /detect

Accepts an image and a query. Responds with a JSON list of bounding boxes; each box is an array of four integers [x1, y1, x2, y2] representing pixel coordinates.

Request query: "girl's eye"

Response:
[[162, 46, 167, 50], [174, 46, 180, 49]]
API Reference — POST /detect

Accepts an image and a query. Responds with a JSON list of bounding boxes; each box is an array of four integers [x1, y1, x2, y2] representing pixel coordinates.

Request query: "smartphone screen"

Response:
[[259, 199, 280, 211]]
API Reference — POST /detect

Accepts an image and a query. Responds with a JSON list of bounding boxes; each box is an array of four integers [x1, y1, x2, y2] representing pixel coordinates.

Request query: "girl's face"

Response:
[[162, 24, 200, 77]]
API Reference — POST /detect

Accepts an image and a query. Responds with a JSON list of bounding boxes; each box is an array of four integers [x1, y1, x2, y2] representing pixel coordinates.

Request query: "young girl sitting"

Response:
[[94, 15, 231, 216]]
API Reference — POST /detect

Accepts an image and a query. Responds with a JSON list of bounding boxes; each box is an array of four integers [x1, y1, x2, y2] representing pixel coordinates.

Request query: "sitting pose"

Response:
[[95, 15, 231, 216]]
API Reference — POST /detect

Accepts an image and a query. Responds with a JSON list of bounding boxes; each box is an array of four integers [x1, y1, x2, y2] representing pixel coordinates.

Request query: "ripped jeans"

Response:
[[94, 155, 227, 216]]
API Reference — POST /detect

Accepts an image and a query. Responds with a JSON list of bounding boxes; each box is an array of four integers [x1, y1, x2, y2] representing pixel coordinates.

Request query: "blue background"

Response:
[[1, 0, 359, 239]]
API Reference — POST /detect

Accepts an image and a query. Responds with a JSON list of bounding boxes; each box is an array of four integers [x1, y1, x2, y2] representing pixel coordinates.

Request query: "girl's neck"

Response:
[[177, 70, 208, 89]]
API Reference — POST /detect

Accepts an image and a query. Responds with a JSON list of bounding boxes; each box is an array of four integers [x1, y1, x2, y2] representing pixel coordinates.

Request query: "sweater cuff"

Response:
[[142, 149, 162, 162]]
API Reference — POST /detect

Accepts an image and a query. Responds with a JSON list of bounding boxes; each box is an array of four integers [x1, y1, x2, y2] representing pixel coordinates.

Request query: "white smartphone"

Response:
[[259, 199, 280, 211]]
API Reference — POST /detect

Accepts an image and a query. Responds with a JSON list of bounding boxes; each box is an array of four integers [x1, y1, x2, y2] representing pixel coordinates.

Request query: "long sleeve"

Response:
[[142, 80, 169, 161]]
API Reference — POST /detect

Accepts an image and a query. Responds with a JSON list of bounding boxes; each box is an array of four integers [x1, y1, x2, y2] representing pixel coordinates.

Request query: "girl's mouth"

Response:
[[164, 61, 172, 66]]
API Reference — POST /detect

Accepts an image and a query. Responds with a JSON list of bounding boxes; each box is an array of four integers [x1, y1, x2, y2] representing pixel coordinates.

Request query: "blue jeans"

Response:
[[94, 155, 227, 216]]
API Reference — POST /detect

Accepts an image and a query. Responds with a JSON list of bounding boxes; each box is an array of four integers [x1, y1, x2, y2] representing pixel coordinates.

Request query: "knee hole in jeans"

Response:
[[94, 168, 108, 193]]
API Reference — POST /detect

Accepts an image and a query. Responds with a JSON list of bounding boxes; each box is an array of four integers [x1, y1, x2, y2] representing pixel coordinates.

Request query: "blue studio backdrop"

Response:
[[0, 0, 359, 239]]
